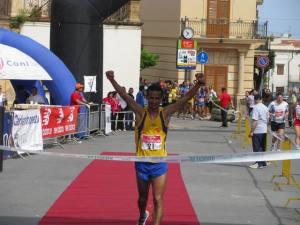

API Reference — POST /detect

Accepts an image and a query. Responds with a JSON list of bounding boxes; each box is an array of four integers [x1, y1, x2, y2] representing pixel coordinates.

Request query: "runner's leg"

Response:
[[295, 125, 300, 147], [136, 177, 150, 224], [152, 173, 167, 225], [277, 128, 285, 150]]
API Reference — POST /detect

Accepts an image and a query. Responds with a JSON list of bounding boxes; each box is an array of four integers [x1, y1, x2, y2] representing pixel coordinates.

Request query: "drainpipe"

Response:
[[287, 51, 294, 91]]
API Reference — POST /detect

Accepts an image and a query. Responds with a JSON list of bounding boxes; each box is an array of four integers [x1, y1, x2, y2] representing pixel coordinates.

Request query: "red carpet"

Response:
[[39, 152, 200, 225]]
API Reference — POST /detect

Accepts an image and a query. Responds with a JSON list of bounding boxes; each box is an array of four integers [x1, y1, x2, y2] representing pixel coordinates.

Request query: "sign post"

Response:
[[176, 39, 197, 71], [256, 56, 270, 96], [0, 106, 4, 172], [197, 51, 209, 73]]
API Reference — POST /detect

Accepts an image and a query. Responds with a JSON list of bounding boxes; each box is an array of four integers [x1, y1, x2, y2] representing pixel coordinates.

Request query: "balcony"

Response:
[[0, 0, 51, 19], [181, 18, 268, 40]]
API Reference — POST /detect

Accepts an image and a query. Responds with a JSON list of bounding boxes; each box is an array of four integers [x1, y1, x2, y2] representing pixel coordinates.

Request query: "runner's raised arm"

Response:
[[106, 70, 144, 119]]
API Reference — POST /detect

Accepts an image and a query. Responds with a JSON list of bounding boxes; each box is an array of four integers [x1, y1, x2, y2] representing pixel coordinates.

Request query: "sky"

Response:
[[258, 0, 300, 38]]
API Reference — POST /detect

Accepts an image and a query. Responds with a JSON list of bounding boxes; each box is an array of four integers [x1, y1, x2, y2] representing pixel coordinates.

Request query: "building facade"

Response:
[[269, 36, 300, 94], [140, 0, 267, 106], [0, 0, 143, 103]]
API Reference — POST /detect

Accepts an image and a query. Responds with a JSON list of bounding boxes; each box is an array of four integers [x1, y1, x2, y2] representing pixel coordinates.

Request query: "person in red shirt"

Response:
[[219, 87, 233, 127], [103, 91, 120, 131], [70, 83, 88, 106]]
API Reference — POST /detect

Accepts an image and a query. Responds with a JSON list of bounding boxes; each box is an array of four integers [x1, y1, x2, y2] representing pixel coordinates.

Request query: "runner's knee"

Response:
[[153, 195, 163, 206]]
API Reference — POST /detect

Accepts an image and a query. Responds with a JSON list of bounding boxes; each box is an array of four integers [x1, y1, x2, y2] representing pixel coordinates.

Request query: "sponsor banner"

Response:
[[11, 109, 43, 151], [0, 44, 52, 80], [40, 106, 79, 138], [176, 39, 197, 70]]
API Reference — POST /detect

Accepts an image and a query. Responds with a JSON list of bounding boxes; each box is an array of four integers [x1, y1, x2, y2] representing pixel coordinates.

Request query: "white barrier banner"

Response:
[[11, 109, 43, 151], [1, 145, 300, 164], [105, 104, 111, 134]]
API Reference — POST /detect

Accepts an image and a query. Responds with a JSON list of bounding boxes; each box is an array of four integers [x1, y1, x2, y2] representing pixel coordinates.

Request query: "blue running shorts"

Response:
[[135, 162, 168, 181]]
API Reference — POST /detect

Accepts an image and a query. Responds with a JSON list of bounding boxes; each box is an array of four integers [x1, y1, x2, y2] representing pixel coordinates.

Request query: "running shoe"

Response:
[[137, 210, 149, 225], [249, 163, 259, 169], [258, 165, 267, 169]]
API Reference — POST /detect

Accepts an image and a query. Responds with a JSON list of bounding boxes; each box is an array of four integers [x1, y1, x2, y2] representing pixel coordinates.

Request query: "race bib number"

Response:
[[199, 97, 205, 102], [141, 135, 162, 151], [274, 110, 284, 123]]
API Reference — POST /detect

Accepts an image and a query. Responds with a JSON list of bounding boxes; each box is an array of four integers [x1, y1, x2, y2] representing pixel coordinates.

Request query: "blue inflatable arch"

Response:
[[0, 28, 76, 106]]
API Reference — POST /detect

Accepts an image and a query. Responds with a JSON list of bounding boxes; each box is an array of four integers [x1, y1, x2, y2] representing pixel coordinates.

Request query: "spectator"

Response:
[[70, 83, 88, 106], [195, 87, 206, 119], [14, 85, 30, 104], [248, 94, 269, 169], [262, 88, 273, 106], [103, 91, 120, 131], [207, 85, 218, 115], [246, 89, 255, 115], [26, 87, 45, 104], [287, 88, 297, 127], [136, 86, 145, 107], [219, 87, 233, 128], [125, 87, 135, 130], [116, 87, 127, 131]]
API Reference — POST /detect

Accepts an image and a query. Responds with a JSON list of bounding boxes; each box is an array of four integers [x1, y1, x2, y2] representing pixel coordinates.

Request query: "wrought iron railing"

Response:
[[105, 3, 130, 23], [23, 0, 51, 18], [181, 18, 268, 39]]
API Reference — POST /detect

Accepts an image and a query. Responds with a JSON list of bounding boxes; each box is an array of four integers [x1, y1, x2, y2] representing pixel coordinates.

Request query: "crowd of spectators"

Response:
[[102, 77, 234, 130]]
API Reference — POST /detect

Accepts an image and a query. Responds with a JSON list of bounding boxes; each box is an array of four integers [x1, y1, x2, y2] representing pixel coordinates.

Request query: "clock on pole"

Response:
[[182, 27, 194, 39]]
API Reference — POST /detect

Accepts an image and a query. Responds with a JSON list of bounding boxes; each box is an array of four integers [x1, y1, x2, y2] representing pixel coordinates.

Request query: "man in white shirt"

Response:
[[268, 92, 289, 151], [26, 87, 45, 104], [249, 94, 269, 169]]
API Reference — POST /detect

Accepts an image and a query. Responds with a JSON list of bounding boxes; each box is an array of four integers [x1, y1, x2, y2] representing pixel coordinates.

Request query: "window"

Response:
[[277, 64, 284, 75], [276, 87, 284, 94]]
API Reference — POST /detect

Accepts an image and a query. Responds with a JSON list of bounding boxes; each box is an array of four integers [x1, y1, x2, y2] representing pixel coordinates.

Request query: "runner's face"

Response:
[[276, 95, 283, 103], [147, 91, 162, 110]]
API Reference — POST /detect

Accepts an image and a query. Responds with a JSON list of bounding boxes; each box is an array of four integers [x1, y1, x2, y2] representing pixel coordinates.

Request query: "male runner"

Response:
[[268, 92, 289, 151], [106, 70, 205, 225]]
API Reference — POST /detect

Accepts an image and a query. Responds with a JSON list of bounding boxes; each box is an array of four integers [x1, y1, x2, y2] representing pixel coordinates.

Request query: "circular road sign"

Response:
[[197, 51, 209, 64], [256, 56, 270, 68]]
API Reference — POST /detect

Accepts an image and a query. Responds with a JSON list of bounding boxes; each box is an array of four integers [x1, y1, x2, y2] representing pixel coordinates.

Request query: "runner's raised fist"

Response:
[[106, 70, 114, 80], [195, 72, 205, 86]]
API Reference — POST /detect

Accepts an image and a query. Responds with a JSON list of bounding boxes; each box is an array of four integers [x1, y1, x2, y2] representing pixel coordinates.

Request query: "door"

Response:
[[206, 0, 230, 38], [0, 0, 10, 17], [204, 66, 228, 95]]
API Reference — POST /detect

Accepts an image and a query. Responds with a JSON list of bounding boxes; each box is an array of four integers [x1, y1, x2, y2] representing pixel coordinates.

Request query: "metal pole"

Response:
[[260, 67, 264, 97], [0, 106, 4, 172]]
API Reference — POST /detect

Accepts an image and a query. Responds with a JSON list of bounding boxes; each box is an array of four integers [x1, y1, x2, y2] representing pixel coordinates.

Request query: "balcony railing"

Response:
[[181, 18, 268, 40], [24, 0, 51, 18]]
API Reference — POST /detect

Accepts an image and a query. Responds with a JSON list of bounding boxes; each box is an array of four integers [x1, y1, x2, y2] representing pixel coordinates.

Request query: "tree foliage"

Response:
[[140, 48, 159, 70]]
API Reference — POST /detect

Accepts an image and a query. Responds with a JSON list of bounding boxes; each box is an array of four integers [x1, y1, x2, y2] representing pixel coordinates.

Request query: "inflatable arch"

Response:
[[0, 28, 76, 105]]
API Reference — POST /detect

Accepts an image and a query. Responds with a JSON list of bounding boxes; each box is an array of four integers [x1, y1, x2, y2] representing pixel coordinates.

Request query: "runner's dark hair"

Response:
[[147, 83, 163, 96]]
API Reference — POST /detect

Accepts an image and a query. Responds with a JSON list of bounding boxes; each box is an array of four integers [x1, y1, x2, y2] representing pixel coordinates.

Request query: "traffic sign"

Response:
[[197, 51, 208, 64], [256, 56, 269, 68]]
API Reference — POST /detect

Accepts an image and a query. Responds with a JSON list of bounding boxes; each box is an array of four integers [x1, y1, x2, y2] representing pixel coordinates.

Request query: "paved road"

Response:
[[0, 118, 299, 225]]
